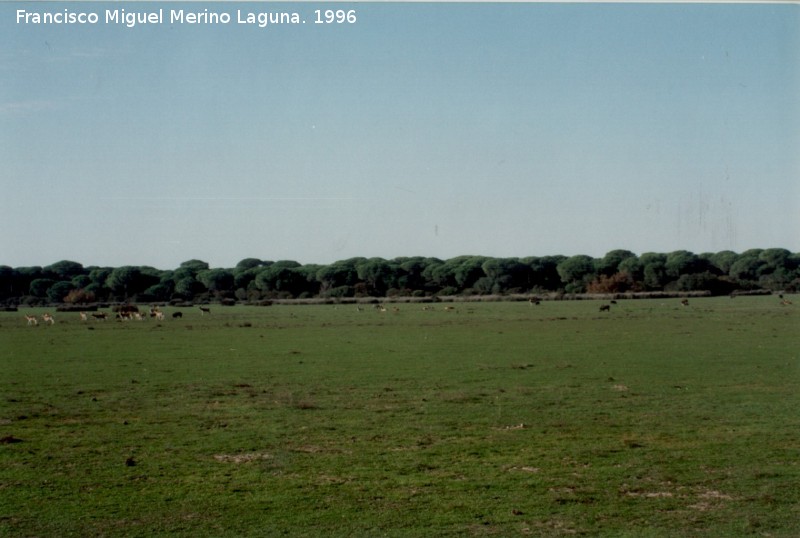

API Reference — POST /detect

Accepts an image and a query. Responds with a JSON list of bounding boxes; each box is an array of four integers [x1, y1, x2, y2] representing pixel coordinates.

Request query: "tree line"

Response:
[[1, 248, 797, 306]]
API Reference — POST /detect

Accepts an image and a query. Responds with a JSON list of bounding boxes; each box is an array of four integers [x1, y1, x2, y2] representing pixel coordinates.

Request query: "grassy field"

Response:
[[1, 297, 798, 537]]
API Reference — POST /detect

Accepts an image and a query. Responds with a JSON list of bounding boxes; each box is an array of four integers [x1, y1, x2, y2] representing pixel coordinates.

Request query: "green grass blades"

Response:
[[1, 297, 798, 536]]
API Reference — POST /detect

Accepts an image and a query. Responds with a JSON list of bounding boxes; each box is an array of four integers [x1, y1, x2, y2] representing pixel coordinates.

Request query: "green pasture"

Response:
[[1, 297, 798, 536]]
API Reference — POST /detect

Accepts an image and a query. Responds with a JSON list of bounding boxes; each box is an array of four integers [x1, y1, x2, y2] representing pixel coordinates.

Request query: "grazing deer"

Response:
[[41, 313, 55, 325], [25, 315, 38, 326], [681, 299, 690, 307], [172, 311, 183, 319], [599, 304, 610, 312], [780, 299, 793, 306], [528, 298, 540, 306], [199, 306, 211, 315], [443, 306, 455, 311], [79, 312, 88, 322], [91, 312, 108, 321]]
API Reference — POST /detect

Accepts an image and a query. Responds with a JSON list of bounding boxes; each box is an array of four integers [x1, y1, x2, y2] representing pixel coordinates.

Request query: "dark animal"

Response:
[[681, 299, 689, 306], [199, 306, 211, 315], [599, 304, 610, 312], [91, 312, 108, 320], [172, 311, 183, 319], [610, 300, 617, 304]]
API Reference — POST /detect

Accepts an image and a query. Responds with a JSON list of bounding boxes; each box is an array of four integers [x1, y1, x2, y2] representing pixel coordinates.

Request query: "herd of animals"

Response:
[[22, 305, 211, 326], [17, 295, 794, 326]]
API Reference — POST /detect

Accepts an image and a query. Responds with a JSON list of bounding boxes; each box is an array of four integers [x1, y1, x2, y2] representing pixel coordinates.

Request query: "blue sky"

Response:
[[2, 2, 798, 269]]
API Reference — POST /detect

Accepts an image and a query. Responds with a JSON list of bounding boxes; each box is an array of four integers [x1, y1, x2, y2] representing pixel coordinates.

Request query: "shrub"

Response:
[[386, 288, 413, 298], [64, 288, 96, 304], [321, 286, 353, 298], [564, 282, 585, 294], [675, 272, 737, 295], [586, 272, 636, 294]]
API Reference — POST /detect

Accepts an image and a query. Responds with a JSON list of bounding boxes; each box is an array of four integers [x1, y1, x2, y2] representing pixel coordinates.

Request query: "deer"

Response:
[[599, 304, 610, 312], [25, 315, 38, 326], [198, 306, 211, 315], [41, 313, 55, 325]]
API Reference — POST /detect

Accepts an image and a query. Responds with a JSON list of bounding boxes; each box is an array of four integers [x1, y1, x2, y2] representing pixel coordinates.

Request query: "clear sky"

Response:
[[2, 2, 798, 270]]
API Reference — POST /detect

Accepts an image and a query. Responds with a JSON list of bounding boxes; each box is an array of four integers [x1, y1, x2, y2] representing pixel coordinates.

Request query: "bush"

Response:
[[675, 272, 737, 295], [784, 279, 800, 293], [386, 288, 413, 298], [564, 282, 585, 294], [436, 286, 459, 297], [353, 283, 370, 297], [21, 295, 44, 306], [321, 286, 353, 298], [64, 288, 96, 304], [586, 272, 636, 294]]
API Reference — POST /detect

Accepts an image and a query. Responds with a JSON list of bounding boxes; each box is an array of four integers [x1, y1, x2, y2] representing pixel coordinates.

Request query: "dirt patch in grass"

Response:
[[621, 482, 736, 511], [213, 452, 272, 463]]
